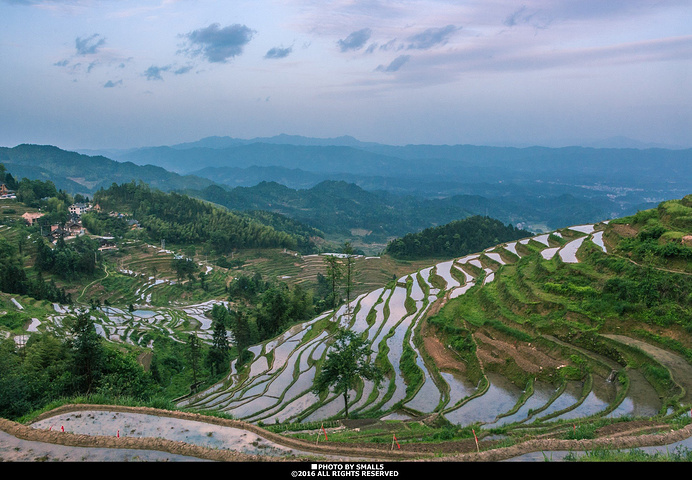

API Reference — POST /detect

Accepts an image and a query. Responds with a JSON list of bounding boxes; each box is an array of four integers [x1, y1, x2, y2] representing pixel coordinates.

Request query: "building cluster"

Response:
[[21, 202, 99, 244]]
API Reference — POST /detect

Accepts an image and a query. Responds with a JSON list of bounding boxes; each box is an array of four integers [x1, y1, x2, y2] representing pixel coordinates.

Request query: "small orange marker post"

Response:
[[472, 429, 479, 453]]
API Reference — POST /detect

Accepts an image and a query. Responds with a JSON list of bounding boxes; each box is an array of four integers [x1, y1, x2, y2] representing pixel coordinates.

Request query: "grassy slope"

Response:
[[426, 195, 692, 423]]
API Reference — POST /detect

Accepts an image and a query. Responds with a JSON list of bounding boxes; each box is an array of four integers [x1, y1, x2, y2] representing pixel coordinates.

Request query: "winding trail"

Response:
[[77, 264, 110, 303]]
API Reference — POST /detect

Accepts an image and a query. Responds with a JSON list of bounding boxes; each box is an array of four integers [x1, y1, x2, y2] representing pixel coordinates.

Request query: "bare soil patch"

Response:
[[422, 329, 466, 373], [473, 331, 565, 374], [611, 223, 638, 238]]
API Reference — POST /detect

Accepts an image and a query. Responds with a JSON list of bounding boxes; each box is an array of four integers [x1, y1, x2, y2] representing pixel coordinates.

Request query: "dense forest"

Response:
[[0, 235, 72, 304], [91, 182, 308, 254], [0, 310, 162, 419], [385, 215, 532, 259]]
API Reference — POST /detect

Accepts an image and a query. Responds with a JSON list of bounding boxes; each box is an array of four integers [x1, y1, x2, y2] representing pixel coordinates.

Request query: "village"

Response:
[[20, 202, 129, 251], [1, 178, 140, 253]]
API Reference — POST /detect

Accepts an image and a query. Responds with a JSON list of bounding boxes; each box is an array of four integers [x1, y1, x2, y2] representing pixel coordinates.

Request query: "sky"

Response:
[[1, 0, 691, 150]]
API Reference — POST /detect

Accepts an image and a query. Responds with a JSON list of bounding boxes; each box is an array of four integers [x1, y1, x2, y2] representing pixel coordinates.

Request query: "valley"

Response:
[[0, 142, 691, 463], [1, 187, 692, 462], [3, 0, 690, 465]]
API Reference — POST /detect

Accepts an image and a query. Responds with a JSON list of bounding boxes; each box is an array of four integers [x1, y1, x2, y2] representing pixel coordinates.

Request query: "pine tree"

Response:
[[186, 333, 202, 392], [207, 314, 230, 376], [70, 309, 104, 395], [323, 254, 342, 310], [342, 242, 357, 318]]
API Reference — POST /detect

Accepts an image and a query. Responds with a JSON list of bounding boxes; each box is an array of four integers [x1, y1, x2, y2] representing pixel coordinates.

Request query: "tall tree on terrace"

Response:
[[342, 242, 357, 318], [229, 308, 253, 366], [186, 332, 202, 392], [207, 311, 230, 376], [323, 254, 342, 310], [70, 309, 105, 395], [312, 329, 382, 419]]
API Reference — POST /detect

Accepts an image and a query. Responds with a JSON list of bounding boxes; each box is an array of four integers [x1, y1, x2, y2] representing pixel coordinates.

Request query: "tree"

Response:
[[70, 309, 105, 395], [342, 242, 357, 317], [172, 257, 198, 284], [207, 312, 230, 376], [229, 307, 253, 365], [186, 333, 202, 392], [323, 254, 342, 310], [312, 329, 382, 419]]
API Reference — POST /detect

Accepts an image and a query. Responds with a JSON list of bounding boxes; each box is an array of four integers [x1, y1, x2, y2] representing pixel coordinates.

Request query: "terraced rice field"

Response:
[[47, 299, 230, 347], [178, 221, 672, 427]]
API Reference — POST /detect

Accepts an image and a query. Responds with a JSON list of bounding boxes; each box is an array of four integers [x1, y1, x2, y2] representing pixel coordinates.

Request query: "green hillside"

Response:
[[188, 180, 615, 248], [0, 144, 215, 195], [90, 182, 303, 254], [385, 215, 532, 259], [427, 195, 692, 415]]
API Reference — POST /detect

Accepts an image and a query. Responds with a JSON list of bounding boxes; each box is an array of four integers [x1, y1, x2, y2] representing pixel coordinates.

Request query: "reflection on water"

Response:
[[488, 381, 556, 427], [552, 376, 614, 421], [406, 373, 442, 413], [442, 371, 477, 407], [445, 373, 523, 426], [531, 381, 582, 422], [607, 369, 661, 419]]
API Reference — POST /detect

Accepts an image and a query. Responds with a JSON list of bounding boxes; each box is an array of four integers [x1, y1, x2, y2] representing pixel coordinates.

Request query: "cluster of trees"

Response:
[[237, 209, 323, 254], [14, 177, 61, 207], [92, 182, 301, 254], [9, 174, 75, 227], [0, 164, 18, 191], [385, 215, 532, 259], [0, 310, 157, 420], [80, 211, 130, 239], [217, 274, 316, 365], [0, 234, 72, 304], [34, 236, 98, 280]]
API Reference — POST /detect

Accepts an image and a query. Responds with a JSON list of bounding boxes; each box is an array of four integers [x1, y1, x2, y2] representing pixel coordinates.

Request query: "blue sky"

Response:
[[1, 0, 690, 150]]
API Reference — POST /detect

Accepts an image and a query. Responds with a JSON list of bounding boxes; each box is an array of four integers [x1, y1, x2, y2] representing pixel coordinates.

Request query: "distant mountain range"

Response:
[[2, 135, 691, 247], [78, 133, 692, 207], [80, 133, 692, 188]]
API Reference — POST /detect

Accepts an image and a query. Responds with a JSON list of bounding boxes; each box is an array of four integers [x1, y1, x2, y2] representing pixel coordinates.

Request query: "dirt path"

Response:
[[3, 403, 692, 462], [1, 405, 429, 462]]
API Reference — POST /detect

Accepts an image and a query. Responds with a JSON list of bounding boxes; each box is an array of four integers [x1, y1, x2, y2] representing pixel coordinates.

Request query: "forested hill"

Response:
[[0, 144, 215, 195], [91, 182, 312, 254], [385, 215, 532, 259], [188, 180, 611, 242]]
